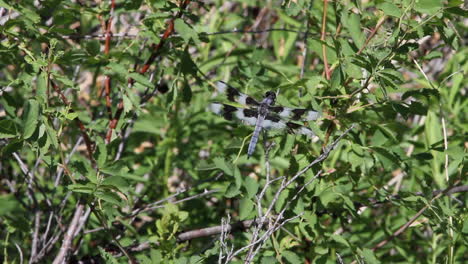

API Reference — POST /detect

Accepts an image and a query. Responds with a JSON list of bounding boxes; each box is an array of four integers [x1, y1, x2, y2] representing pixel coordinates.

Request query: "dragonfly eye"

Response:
[[265, 91, 276, 100]]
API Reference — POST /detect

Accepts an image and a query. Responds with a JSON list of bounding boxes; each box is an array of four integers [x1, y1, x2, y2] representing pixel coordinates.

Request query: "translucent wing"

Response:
[[215, 81, 260, 106], [263, 114, 316, 137], [268, 106, 320, 121], [209, 103, 258, 126]]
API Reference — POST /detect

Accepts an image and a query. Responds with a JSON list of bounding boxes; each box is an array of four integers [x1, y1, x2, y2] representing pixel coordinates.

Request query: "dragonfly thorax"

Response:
[[261, 91, 276, 107]]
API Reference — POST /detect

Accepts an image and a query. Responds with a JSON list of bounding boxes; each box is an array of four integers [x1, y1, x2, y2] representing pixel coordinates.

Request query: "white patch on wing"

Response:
[[296, 126, 315, 137], [209, 103, 223, 114], [278, 108, 292, 118], [262, 119, 286, 130], [237, 94, 249, 105], [234, 110, 257, 126], [305, 111, 320, 121], [216, 81, 227, 93]]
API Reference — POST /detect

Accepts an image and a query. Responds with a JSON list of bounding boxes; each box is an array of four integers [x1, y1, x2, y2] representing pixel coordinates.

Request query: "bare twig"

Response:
[[54, 136, 83, 187], [29, 210, 41, 263], [130, 189, 220, 217], [14, 242, 24, 264], [234, 125, 355, 263], [52, 203, 85, 264], [179, 217, 255, 243], [102, 0, 117, 128], [218, 214, 234, 264], [300, 2, 313, 80], [12, 152, 38, 208], [321, 0, 331, 80], [105, 0, 191, 143], [357, 16, 386, 55], [370, 181, 461, 252], [51, 81, 96, 167]]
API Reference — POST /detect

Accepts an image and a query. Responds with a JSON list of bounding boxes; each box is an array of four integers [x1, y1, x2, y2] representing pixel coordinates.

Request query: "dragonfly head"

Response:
[[264, 91, 276, 104]]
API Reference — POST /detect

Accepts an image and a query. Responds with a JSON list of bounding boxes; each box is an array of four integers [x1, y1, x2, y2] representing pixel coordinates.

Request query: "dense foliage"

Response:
[[0, 0, 466, 263]]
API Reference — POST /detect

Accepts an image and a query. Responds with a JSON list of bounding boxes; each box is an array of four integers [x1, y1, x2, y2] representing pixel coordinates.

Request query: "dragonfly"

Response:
[[209, 81, 320, 158]]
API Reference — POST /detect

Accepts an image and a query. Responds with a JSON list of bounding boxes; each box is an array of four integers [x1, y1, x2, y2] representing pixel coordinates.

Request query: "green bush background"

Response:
[[0, 0, 466, 263]]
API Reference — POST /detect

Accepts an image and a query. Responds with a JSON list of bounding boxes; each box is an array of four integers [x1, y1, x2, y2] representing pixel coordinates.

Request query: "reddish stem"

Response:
[[321, 0, 330, 80], [104, 0, 116, 121], [105, 0, 191, 143], [51, 81, 96, 167]]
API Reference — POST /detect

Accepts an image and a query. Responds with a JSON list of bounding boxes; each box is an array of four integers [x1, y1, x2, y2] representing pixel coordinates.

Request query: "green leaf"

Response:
[[174, 18, 200, 44], [85, 40, 100, 56], [244, 177, 259, 199], [2, 139, 23, 157], [102, 176, 129, 190], [239, 197, 254, 220], [319, 188, 340, 207], [330, 65, 343, 91], [233, 167, 242, 188], [181, 81, 192, 103], [330, 234, 351, 247], [95, 190, 123, 205], [36, 72, 47, 103], [282, 250, 302, 264], [360, 248, 381, 264], [0, 120, 17, 139], [368, 146, 400, 167], [414, 0, 443, 15], [370, 129, 388, 146], [225, 183, 241, 198], [68, 183, 96, 194], [0, 195, 20, 216], [53, 74, 75, 89], [377, 2, 402, 17], [98, 246, 120, 264], [100, 163, 148, 182], [45, 121, 58, 148], [95, 137, 107, 167], [22, 99, 39, 139], [128, 73, 153, 88], [275, 189, 290, 212], [213, 157, 233, 175], [344, 13, 365, 49]]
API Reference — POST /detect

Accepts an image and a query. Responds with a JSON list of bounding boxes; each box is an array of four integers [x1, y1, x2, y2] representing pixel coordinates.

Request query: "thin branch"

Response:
[[178, 218, 256, 242], [54, 136, 83, 187], [357, 16, 386, 55], [102, 0, 116, 141], [51, 81, 96, 167], [369, 181, 461, 252], [105, 0, 191, 143], [99, 183, 468, 258], [237, 125, 355, 263], [130, 189, 220, 217], [14, 242, 24, 264], [52, 203, 85, 264], [343, 15, 387, 88], [300, 2, 313, 80], [321, 0, 331, 80], [29, 210, 41, 263], [59, 28, 322, 41], [12, 152, 38, 208]]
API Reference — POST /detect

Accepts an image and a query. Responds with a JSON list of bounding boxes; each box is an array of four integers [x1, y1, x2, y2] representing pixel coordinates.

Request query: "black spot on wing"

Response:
[[286, 122, 304, 134], [222, 104, 237, 120], [286, 122, 301, 129], [291, 109, 307, 120], [244, 109, 258, 117], [269, 106, 284, 114], [265, 114, 281, 122], [245, 97, 259, 106], [224, 85, 259, 106], [269, 106, 317, 120], [226, 87, 241, 102]]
